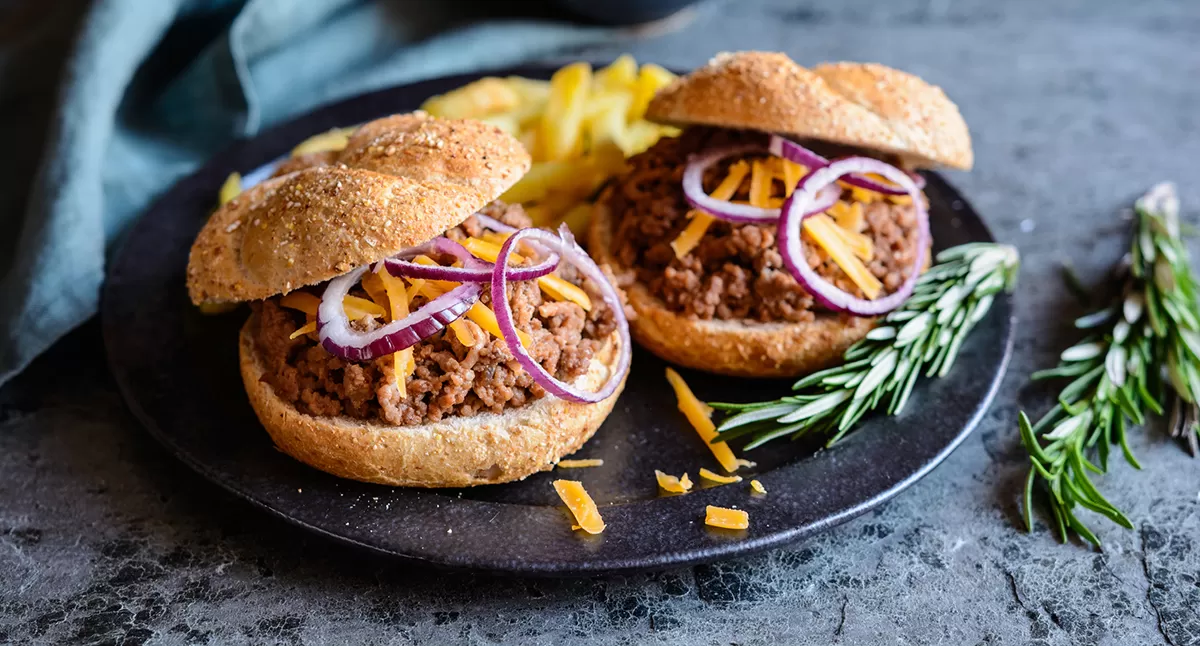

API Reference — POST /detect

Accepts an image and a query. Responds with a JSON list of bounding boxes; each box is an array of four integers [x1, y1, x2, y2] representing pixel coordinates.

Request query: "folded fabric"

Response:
[[0, 0, 617, 385]]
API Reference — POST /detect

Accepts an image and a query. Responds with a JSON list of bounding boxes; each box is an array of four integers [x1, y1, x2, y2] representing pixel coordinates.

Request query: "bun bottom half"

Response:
[[239, 318, 626, 487], [589, 203, 877, 378]]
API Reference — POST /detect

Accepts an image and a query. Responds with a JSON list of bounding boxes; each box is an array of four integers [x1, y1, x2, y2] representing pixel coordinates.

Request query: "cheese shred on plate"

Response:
[[553, 480, 605, 534], [654, 470, 693, 494], [698, 468, 742, 484], [664, 368, 740, 472], [750, 479, 767, 495], [705, 505, 749, 530], [557, 459, 604, 469]]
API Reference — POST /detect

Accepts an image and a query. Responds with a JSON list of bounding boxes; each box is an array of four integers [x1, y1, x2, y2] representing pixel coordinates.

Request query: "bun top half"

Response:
[[646, 52, 972, 171], [187, 113, 529, 305]]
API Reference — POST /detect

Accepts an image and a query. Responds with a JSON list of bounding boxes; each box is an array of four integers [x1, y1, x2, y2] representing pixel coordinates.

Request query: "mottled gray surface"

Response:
[[4, 0, 1200, 644]]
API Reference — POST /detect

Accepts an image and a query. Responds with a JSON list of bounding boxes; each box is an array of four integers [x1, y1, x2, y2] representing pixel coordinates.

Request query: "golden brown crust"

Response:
[[589, 202, 876, 378], [238, 319, 627, 488], [646, 52, 972, 170], [812, 62, 973, 170], [337, 113, 529, 197], [187, 113, 530, 305]]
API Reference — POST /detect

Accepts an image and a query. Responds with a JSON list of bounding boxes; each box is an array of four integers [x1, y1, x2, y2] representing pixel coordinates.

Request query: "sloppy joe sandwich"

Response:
[[589, 51, 972, 377], [188, 112, 630, 487]]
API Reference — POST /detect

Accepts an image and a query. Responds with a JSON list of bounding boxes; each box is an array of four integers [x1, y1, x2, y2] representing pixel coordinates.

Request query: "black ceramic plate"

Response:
[[103, 66, 1014, 576]]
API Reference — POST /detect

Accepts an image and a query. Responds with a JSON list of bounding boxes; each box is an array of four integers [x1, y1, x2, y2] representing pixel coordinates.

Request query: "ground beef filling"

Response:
[[604, 127, 922, 323], [251, 205, 617, 425]]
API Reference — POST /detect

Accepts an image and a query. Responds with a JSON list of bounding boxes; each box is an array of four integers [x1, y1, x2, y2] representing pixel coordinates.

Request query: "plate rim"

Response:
[[102, 65, 1016, 576]]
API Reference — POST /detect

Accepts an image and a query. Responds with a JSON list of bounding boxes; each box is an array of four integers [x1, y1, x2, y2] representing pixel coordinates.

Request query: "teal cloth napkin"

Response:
[[0, 0, 616, 385]]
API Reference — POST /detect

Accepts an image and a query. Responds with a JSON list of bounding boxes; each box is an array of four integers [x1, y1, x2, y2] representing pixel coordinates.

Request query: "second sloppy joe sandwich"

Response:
[[187, 113, 630, 487], [589, 51, 972, 377]]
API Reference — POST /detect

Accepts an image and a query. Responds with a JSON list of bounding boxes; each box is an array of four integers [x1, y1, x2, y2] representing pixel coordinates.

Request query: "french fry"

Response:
[[623, 121, 668, 157], [500, 161, 579, 204], [420, 77, 521, 119], [291, 127, 356, 157], [559, 203, 594, 241], [410, 57, 678, 241], [594, 54, 638, 91], [627, 63, 676, 121], [586, 93, 633, 153], [479, 113, 520, 135], [218, 172, 242, 206], [538, 62, 592, 162], [505, 76, 551, 105]]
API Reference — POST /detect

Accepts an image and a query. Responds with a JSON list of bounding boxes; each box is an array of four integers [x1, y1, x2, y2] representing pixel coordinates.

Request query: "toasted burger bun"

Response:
[[646, 52, 972, 170], [187, 112, 530, 305], [239, 317, 627, 487], [589, 202, 875, 378]]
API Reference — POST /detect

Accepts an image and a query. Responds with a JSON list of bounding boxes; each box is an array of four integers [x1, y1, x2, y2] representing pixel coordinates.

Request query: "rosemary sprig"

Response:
[[710, 243, 1020, 449], [1019, 182, 1200, 547]]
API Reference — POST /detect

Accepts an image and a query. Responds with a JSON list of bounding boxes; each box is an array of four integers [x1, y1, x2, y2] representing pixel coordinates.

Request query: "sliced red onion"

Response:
[[491, 225, 631, 403], [768, 135, 925, 194], [682, 145, 839, 223], [778, 156, 930, 317], [474, 213, 517, 233], [317, 264, 481, 361], [384, 237, 559, 283]]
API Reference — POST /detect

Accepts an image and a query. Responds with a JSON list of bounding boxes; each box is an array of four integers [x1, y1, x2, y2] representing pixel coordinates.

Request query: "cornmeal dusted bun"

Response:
[[187, 112, 530, 305], [646, 51, 972, 170], [238, 318, 626, 487], [589, 202, 875, 377]]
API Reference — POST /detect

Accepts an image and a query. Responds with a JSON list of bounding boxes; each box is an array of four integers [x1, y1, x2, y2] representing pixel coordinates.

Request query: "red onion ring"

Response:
[[317, 264, 481, 361], [778, 156, 929, 317], [768, 135, 925, 194], [491, 226, 631, 403], [682, 144, 839, 223], [384, 237, 560, 283]]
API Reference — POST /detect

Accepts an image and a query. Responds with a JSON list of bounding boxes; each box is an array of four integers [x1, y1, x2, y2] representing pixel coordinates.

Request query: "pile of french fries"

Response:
[[421, 55, 680, 237]]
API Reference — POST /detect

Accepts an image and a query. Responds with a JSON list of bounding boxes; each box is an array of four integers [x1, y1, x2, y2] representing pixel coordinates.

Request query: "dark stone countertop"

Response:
[[3, 1, 1200, 644]]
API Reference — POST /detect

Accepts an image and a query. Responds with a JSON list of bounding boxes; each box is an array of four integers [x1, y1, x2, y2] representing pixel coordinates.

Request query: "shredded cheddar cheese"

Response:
[[851, 186, 879, 205], [467, 301, 528, 347], [780, 160, 806, 197], [376, 268, 415, 396], [670, 211, 714, 260], [698, 468, 742, 484], [821, 214, 874, 262], [749, 159, 773, 208], [279, 291, 320, 315], [705, 505, 749, 530], [655, 470, 693, 494], [664, 368, 741, 472], [557, 459, 604, 469], [461, 236, 593, 311], [804, 216, 883, 299], [553, 480, 605, 534], [750, 479, 767, 495], [289, 321, 316, 340], [829, 201, 865, 233], [665, 153, 886, 304], [360, 272, 390, 308], [411, 256, 530, 347], [670, 161, 750, 259], [280, 291, 385, 321], [341, 295, 387, 319]]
